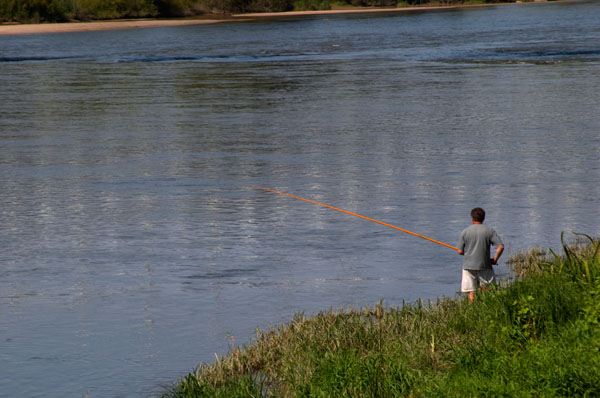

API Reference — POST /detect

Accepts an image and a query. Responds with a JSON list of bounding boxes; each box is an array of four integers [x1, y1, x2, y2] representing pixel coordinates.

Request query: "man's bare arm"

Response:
[[491, 245, 504, 265]]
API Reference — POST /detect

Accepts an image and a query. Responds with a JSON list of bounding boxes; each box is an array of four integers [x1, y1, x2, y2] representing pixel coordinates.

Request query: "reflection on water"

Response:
[[1, 1, 600, 396]]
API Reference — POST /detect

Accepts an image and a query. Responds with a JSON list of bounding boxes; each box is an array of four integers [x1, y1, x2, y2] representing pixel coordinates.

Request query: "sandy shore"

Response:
[[0, 2, 549, 36], [0, 18, 228, 35], [233, 4, 479, 18]]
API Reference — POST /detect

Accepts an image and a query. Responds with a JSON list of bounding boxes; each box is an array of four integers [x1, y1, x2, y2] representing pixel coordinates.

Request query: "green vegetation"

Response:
[[0, 0, 289, 21], [0, 0, 196, 22], [0, 0, 532, 23], [293, 0, 331, 11], [163, 233, 600, 397]]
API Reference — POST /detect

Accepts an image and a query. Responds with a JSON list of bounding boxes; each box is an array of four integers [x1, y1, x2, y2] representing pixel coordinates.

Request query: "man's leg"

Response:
[[478, 268, 497, 294], [468, 291, 476, 303], [461, 269, 477, 303]]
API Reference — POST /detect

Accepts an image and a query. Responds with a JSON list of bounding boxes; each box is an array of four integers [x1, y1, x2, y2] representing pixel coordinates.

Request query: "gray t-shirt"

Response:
[[458, 224, 503, 270]]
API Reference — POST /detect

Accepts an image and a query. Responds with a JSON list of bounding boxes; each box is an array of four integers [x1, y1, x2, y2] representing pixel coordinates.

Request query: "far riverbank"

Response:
[[0, 1, 560, 35]]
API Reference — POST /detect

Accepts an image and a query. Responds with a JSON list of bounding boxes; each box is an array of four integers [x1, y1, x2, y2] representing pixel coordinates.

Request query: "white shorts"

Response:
[[461, 268, 496, 292]]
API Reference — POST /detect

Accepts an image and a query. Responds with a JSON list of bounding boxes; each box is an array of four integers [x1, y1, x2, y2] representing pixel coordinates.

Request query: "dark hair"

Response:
[[471, 207, 485, 222]]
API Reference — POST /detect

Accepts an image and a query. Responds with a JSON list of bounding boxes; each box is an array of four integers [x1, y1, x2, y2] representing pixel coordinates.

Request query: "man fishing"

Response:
[[457, 208, 504, 302]]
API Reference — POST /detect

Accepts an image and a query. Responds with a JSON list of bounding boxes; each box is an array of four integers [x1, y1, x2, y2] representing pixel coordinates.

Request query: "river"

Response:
[[1, 1, 599, 396]]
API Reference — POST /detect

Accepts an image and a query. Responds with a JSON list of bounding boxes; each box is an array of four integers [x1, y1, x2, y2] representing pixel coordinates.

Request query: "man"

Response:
[[457, 208, 504, 302]]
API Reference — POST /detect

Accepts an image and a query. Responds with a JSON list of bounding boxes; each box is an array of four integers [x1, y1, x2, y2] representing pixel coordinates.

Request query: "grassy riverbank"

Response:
[[163, 233, 600, 397], [0, 0, 556, 24]]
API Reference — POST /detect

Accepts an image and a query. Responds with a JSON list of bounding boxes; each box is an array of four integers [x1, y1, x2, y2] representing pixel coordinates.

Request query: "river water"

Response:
[[1, 1, 599, 396]]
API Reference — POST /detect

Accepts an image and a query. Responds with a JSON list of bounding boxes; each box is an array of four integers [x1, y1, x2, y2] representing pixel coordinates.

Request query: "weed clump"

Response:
[[164, 234, 600, 397]]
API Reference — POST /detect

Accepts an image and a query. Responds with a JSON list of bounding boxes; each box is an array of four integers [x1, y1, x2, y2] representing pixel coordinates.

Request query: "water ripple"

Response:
[[440, 47, 600, 65], [116, 53, 316, 63], [0, 55, 83, 62]]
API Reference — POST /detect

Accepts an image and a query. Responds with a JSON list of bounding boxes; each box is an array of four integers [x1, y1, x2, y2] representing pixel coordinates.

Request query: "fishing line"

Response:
[[252, 185, 458, 251]]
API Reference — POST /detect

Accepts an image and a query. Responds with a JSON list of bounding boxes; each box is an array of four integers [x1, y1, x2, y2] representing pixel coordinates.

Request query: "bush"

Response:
[[293, 0, 330, 11], [333, 0, 396, 7], [154, 0, 198, 16], [0, 0, 537, 20], [247, 0, 293, 12], [74, 0, 157, 19], [0, 0, 75, 22], [201, 0, 293, 14], [0, 0, 214, 21]]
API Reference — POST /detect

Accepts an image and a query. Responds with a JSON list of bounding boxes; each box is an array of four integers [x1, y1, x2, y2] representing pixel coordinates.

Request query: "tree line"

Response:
[[0, 0, 521, 23]]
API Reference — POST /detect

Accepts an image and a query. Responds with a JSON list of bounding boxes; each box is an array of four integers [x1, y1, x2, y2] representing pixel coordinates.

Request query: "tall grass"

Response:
[[164, 234, 600, 397]]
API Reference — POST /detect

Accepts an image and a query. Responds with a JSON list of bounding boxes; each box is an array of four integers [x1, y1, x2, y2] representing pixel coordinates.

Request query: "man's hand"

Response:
[[492, 244, 505, 265]]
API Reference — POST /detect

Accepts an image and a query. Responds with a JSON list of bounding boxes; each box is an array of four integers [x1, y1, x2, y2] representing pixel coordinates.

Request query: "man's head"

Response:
[[471, 207, 485, 223]]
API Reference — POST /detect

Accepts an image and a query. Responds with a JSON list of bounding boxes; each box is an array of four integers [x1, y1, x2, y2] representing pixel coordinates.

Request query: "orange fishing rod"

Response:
[[253, 185, 458, 251]]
